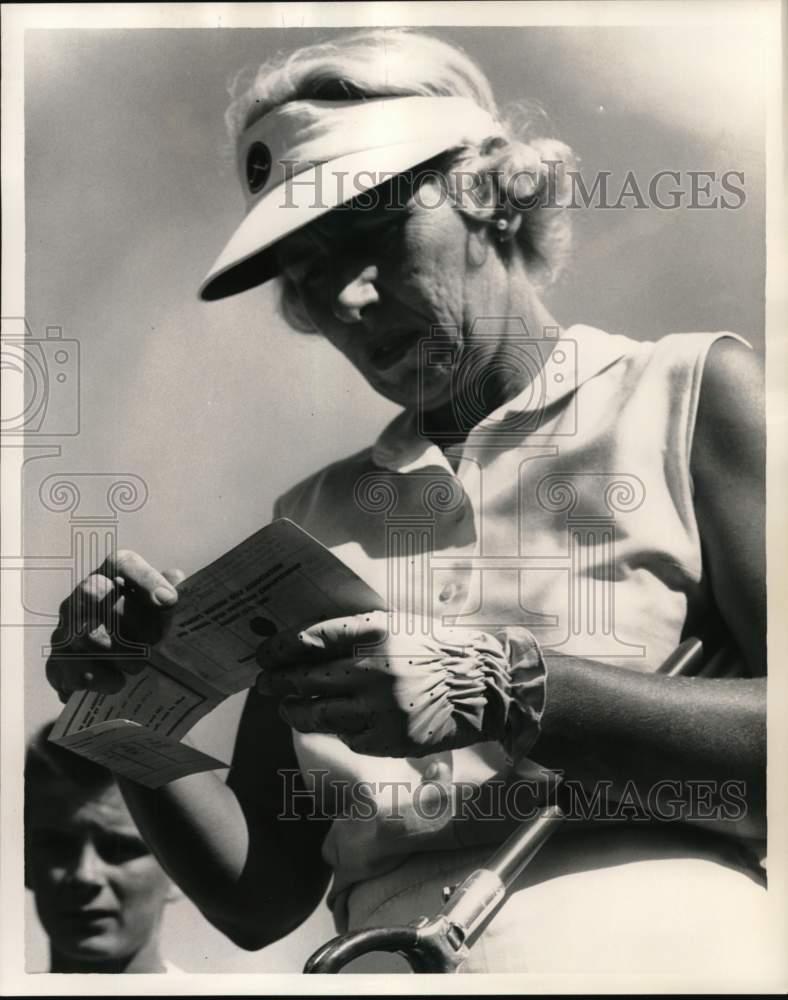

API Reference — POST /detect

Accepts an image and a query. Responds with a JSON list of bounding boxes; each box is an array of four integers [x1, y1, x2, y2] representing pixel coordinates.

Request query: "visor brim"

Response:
[[198, 135, 463, 302]]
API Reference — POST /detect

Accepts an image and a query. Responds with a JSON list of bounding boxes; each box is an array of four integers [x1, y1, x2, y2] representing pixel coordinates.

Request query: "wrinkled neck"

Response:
[[423, 295, 561, 451]]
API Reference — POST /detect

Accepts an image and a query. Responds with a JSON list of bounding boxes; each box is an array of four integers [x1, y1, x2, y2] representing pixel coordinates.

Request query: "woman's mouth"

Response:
[[369, 331, 421, 372]]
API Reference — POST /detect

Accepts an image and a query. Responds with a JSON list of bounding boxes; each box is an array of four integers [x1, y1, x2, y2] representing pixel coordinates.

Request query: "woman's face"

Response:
[[276, 172, 518, 411]]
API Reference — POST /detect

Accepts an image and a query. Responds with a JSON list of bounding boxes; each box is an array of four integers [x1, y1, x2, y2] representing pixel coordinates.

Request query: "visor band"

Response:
[[238, 96, 502, 206]]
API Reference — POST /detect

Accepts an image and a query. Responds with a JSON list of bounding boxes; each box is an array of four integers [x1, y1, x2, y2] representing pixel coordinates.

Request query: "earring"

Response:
[[494, 214, 521, 242]]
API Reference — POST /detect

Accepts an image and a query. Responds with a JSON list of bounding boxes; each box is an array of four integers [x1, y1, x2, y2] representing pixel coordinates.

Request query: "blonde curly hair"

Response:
[[225, 29, 575, 330]]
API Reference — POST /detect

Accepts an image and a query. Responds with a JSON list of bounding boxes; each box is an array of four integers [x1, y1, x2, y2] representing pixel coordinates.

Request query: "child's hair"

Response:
[[25, 722, 115, 797]]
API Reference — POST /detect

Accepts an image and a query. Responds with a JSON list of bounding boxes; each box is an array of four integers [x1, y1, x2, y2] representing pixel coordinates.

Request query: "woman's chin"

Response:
[[371, 368, 454, 411]]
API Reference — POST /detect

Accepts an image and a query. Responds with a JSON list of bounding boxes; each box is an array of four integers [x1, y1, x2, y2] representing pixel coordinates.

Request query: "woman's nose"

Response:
[[333, 264, 379, 324]]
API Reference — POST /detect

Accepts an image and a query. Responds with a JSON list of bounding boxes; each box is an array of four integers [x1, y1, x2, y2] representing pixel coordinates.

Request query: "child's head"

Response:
[[25, 725, 175, 970]]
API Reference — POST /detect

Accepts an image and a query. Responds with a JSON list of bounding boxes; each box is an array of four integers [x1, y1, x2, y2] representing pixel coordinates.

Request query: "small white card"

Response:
[[50, 518, 386, 787]]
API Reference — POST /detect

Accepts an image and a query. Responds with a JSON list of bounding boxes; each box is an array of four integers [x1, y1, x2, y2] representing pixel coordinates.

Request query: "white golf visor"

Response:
[[199, 96, 502, 301]]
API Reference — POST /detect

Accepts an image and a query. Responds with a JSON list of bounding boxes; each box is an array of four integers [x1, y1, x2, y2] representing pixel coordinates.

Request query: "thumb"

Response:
[[260, 610, 389, 670], [162, 568, 186, 588], [309, 610, 389, 651]]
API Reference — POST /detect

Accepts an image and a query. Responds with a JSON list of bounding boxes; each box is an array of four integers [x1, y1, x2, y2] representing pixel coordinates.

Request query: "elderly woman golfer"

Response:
[[46, 30, 766, 972]]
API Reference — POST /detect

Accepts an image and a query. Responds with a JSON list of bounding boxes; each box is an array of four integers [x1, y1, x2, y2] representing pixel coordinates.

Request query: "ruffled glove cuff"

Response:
[[268, 611, 546, 760], [443, 627, 547, 763]]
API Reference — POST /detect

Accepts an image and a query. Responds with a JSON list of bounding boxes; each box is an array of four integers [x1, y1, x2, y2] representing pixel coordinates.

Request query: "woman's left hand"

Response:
[[256, 610, 543, 758]]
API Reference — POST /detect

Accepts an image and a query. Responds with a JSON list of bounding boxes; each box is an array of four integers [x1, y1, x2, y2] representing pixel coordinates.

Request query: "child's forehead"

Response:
[[27, 779, 134, 832]]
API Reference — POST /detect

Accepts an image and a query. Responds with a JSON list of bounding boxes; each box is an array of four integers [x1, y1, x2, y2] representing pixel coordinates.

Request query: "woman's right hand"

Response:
[[45, 550, 185, 703]]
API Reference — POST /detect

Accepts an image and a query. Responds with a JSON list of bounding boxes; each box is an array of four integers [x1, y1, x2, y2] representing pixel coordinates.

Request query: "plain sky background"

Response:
[[20, 20, 766, 973]]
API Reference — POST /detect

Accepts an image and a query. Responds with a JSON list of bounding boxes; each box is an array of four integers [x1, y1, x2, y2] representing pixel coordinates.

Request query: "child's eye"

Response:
[[98, 834, 150, 865], [31, 830, 75, 854]]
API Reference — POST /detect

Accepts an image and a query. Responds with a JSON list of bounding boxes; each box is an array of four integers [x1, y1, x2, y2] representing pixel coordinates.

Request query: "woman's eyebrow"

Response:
[[278, 229, 323, 263], [323, 205, 406, 241], [283, 202, 405, 263]]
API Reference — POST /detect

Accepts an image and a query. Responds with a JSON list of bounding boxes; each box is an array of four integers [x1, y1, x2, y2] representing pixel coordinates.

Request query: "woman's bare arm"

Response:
[[532, 659, 765, 836], [121, 689, 331, 949], [528, 339, 766, 837], [45, 544, 332, 950]]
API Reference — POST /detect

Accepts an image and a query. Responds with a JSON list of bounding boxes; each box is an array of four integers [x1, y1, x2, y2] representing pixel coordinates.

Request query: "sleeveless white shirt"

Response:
[[274, 325, 763, 964]]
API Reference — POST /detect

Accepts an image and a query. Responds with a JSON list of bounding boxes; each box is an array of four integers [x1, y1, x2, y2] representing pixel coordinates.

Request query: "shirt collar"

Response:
[[371, 325, 633, 474]]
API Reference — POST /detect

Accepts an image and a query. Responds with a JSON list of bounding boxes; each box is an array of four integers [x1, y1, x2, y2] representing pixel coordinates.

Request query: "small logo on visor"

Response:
[[246, 142, 272, 194]]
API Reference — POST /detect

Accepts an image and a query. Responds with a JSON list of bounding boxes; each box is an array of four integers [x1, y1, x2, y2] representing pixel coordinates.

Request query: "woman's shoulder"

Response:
[[691, 335, 764, 471], [649, 331, 760, 426], [564, 325, 751, 390], [651, 329, 752, 362], [614, 329, 756, 413]]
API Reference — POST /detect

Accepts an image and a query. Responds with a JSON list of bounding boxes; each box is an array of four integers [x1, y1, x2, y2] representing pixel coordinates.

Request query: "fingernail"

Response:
[[154, 586, 178, 607], [423, 762, 441, 781]]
